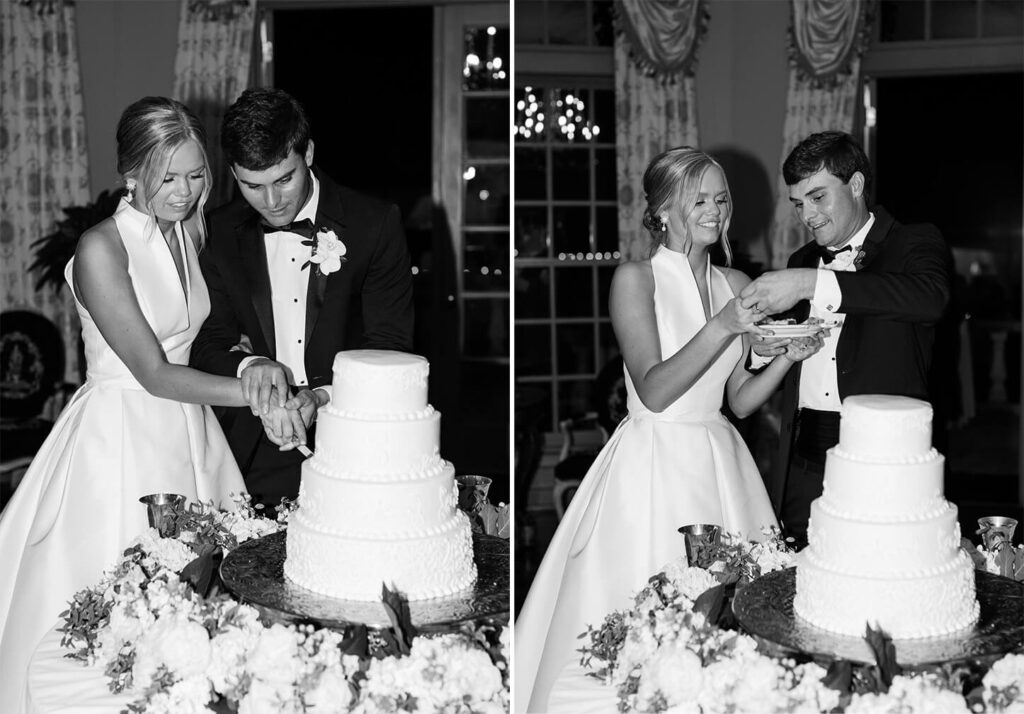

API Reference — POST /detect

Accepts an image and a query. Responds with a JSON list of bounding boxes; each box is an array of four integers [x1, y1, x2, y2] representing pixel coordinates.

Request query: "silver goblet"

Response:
[[678, 523, 721, 566], [977, 516, 1018, 552], [139, 493, 185, 537]]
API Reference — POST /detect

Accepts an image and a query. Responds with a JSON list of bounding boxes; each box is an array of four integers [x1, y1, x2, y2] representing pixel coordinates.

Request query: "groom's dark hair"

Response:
[[783, 130, 873, 195], [221, 88, 311, 171]]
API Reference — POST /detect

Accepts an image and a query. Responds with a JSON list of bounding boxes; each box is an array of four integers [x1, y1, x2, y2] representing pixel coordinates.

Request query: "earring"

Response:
[[659, 216, 668, 232], [125, 178, 136, 203]]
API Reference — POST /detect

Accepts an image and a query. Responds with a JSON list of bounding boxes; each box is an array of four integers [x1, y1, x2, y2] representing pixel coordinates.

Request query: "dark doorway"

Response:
[[874, 71, 1023, 536], [271, 6, 508, 500]]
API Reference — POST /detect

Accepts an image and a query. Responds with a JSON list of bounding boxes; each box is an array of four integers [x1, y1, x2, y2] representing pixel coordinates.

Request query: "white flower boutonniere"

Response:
[[302, 227, 346, 276]]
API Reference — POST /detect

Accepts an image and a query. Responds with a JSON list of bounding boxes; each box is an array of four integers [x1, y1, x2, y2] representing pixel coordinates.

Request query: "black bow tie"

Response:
[[818, 244, 853, 265], [261, 218, 315, 239]]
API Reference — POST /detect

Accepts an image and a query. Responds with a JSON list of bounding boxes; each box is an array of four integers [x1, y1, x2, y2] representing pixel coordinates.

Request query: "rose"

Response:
[[245, 624, 305, 688], [133, 614, 211, 686], [638, 645, 703, 706]]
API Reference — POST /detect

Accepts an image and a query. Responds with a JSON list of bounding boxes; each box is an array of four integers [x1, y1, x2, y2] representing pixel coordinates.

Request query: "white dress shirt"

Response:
[[798, 213, 875, 411], [237, 174, 321, 389]]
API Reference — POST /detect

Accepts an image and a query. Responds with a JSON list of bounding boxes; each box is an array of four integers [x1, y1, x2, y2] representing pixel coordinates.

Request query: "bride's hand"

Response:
[[783, 333, 825, 362], [716, 297, 769, 336], [259, 390, 307, 449]]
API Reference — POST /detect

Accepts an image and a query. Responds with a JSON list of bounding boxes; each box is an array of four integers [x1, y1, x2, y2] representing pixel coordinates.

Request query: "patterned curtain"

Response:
[[614, 0, 709, 261], [0, 0, 90, 381], [768, 0, 874, 268], [173, 0, 255, 208]]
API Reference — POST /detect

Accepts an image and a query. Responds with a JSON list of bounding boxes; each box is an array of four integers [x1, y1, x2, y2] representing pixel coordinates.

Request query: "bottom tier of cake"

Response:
[[794, 550, 980, 638], [284, 511, 477, 601]]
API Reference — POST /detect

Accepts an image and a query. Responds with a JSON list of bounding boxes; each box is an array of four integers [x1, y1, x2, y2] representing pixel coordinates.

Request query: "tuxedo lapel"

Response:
[[855, 207, 895, 272], [306, 175, 347, 347], [238, 215, 276, 358]]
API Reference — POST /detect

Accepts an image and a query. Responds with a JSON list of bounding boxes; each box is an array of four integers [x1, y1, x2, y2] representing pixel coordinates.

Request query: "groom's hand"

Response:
[[284, 387, 327, 428], [241, 357, 290, 415]]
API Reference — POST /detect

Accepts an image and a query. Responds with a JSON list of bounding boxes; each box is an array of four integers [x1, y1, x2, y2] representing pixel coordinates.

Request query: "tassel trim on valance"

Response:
[[788, 0, 875, 88], [613, 0, 710, 85], [185, 0, 254, 22]]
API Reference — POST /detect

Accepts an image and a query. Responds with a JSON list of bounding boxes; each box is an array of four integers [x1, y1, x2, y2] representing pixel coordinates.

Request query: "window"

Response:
[[515, 0, 614, 46], [878, 0, 1023, 42], [514, 84, 618, 433]]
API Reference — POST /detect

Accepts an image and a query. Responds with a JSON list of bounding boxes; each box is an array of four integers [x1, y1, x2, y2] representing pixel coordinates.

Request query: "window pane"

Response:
[[558, 379, 594, 422], [514, 86, 547, 142], [552, 206, 591, 256], [464, 163, 509, 225], [597, 264, 615, 317], [516, 0, 545, 44], [516, 324, 551, 376], [557, 323, 595, 375], [551, 88, 600, 143], [555, 265, 594, 318], [462, 25, 509, 90], [879, 0, 926, 41], [595, 147, 616, 200], [593, 89, 615, 141], [548, 1, 588, 45], [515, 266, 551, 319], [464, 297, 508, 357], [983, 0, 1023, 37], [516, 205, 549, 258], [466, 96, 509, 158], [595, 206, 619, 255], [552, 148, 590, 200], [932, 0, 977, 39], [593, 0, 614, 46], [515, 146, 547, 200], [464, 231, 509, 291]]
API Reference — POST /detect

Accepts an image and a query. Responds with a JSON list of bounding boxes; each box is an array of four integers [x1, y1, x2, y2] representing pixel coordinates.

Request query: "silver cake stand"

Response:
[[733, 568, 1024, 667], [220, 530, 509, 633]]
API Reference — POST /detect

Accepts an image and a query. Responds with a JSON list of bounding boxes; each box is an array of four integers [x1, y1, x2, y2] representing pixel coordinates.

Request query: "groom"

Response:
[[740, 131, 953, 549], [191, 88, 414, 507]]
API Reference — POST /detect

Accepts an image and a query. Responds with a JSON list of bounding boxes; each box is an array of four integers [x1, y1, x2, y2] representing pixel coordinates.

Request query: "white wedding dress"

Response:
[[515, 245, 779, 713], [0, 199, 245, 711]]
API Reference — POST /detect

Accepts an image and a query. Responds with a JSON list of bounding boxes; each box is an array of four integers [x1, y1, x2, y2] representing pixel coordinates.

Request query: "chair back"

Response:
[[0, 311, 65, 421]]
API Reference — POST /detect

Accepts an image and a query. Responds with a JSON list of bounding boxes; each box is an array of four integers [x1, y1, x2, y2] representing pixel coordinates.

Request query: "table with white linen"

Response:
[[548, 662, 618, 713], [26, 625, 130, 714]]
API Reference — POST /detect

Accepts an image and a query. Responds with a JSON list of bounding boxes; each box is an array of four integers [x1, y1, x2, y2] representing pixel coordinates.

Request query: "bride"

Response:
[[515, 147, 826, 712], [0, 97, 302, 711]]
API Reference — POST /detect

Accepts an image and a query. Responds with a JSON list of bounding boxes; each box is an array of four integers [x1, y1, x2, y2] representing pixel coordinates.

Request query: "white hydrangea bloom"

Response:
[[637, 644, 704, 707]]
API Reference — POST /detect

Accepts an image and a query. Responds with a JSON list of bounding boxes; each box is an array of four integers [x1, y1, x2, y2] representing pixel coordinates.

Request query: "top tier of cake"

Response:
[[331, 350, 429, 416], [836, 395, 933, 461]]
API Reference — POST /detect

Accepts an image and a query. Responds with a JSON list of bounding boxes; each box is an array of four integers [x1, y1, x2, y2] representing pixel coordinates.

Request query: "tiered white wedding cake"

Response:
[[794, 395, 979, 638], [284, 350, 477, 601]]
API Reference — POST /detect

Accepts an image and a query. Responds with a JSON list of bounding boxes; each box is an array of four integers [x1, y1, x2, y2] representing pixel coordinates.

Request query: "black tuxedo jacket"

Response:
[[190, 169, 414, 469], [768, 206, 953, 509]]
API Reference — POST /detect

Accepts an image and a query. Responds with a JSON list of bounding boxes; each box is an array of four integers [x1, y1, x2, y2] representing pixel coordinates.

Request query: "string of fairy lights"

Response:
[[514, 87, 602, 142]]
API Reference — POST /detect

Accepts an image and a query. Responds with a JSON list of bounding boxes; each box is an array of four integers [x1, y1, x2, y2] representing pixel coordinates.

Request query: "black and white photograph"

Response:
[[2, 0, 1024, 713], [1, 0, 509, 711], [513, 1, 1023, 713]]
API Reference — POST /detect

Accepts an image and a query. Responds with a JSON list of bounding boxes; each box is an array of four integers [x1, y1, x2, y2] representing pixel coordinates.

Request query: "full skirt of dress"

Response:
[[515, 410, 778, 713], [0, 381, 243, 711]]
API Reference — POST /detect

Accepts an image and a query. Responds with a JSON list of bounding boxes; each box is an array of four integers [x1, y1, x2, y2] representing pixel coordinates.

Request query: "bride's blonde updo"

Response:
[[116, 96, 211, 244], [641, 146, 733, 265]]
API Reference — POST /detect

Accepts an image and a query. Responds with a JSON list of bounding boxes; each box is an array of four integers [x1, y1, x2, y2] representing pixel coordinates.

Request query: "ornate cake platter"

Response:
[[220, 530, 509, 633], [733, 568, 1024, 667]]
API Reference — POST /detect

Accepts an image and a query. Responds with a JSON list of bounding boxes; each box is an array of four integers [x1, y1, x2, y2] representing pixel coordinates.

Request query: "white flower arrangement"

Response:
[[59, 494, 509, 712], [580, 529, 1023, 714]]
